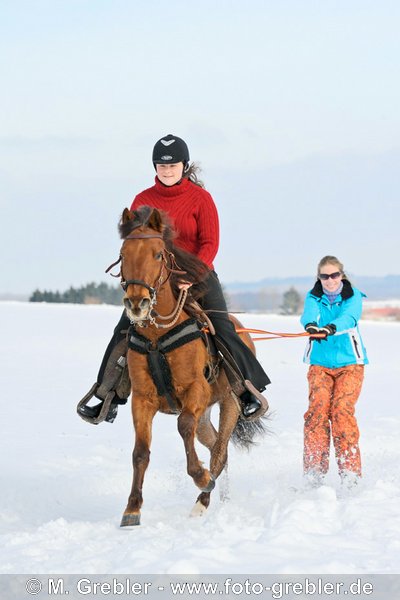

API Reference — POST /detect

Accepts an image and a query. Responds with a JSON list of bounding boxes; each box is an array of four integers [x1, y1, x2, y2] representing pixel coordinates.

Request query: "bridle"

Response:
[[105, 231, 188, 328]]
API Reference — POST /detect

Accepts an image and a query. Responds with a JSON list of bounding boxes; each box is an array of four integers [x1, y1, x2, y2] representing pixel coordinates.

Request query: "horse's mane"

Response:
[[119, 205, 210, 304]]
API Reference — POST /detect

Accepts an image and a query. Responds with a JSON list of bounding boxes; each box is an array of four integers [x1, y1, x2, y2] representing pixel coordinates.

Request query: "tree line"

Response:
[[29, 282, 123, 305], [29, 282, 303, 314]]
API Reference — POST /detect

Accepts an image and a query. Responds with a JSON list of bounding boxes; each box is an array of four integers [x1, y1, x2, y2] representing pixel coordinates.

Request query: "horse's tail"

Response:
[[230, 415, 269, 450]]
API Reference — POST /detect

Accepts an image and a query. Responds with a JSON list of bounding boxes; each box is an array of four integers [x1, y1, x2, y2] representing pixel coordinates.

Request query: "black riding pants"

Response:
[[97, 271, 270, 392], [195, 271, 270, 392]]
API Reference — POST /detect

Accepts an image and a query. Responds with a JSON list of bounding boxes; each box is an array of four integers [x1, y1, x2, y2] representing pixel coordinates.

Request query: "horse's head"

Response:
[[119, 206, 168, 324], [108, 204, 210, 326]]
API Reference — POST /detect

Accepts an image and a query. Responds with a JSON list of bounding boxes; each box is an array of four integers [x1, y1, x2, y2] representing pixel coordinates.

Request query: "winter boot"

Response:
[[213, 337, 269, 420], [240, 390, 263, 418]]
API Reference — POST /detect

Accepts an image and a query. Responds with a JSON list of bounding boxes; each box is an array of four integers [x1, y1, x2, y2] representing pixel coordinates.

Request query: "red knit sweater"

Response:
[[130, 177, 219, 269]]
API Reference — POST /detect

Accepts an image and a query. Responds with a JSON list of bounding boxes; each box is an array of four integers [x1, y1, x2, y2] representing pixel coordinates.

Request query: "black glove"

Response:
[[305, 322, 336, 341], [305, 323, 320, 335], [319, 324, 336, 336]]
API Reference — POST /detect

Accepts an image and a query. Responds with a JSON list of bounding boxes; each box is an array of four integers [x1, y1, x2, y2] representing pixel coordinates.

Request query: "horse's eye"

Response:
[[155, 252, 163, 261]]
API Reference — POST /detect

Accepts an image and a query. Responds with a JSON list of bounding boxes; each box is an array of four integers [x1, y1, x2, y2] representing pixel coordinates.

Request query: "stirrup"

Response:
[[77, 384, 116, 425], [240, 380, 269, 421]]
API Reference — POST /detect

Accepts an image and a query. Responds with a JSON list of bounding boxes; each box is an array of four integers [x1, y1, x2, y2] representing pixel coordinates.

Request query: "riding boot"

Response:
[[213, 337, 269, 421], [240, 389, 263, 418], [193, 270, 270, 418], [77, 314, 131, 425]]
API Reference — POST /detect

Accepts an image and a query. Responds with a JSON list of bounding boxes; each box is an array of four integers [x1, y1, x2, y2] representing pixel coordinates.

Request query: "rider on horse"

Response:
[[77, 134, 270, 424]]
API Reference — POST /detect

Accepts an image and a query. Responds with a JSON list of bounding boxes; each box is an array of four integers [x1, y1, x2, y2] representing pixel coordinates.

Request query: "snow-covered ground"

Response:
[[0, 302, 399, 575]]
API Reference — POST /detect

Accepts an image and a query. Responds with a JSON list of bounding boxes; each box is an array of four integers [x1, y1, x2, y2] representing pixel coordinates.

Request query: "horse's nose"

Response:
[[123, 297, 133, 311], [123, 296, 150, 313], [138, 297, 151, 311]]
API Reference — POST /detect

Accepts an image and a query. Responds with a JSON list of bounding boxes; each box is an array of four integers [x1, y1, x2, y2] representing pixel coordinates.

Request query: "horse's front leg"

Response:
[[120, 397, 157, 527], [177, 383, 215, 493]]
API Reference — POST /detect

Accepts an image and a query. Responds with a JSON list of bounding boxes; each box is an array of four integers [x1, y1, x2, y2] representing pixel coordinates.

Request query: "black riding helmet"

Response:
[[152, 134, 190, 168]]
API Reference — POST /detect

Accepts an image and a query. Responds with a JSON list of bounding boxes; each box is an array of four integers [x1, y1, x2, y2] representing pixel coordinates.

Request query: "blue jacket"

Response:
[[300, 279, 369, 368]]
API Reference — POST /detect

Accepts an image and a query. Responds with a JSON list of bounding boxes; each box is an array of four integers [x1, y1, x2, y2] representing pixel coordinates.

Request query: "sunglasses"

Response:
[[319, 271, 342, 280]]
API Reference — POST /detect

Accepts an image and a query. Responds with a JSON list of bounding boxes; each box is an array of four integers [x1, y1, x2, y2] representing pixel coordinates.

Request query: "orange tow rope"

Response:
[[234, 327, 326, 342]]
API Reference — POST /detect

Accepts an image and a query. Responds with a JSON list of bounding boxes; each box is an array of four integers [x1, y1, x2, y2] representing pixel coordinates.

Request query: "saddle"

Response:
[[77, 305, 268, 424], [127, 304, 268, 420]]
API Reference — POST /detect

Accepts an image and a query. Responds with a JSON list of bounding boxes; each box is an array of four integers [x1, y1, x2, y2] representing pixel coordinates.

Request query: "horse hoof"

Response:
[[190, 500, 208, 518], [120, 512, 140, 527], [201, 475, 215, 493]]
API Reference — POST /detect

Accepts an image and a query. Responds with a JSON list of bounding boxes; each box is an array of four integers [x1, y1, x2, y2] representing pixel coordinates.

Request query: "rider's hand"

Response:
[[177, 280, 193, 291]]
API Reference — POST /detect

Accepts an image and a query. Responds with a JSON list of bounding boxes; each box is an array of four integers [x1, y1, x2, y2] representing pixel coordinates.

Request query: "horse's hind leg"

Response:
[[210, 395, 240, 481], [120, 399, 157, 527], [196, 407, 218, 451], [219, 465, 230, 502]]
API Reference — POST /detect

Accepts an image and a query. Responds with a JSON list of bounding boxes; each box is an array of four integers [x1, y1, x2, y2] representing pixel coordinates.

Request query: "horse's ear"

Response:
[[122, 208, 133, 224], [147, 208, 163, 233]]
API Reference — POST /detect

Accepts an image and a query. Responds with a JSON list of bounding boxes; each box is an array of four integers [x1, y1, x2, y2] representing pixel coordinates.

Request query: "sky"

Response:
[[1, 0, 400, 295]]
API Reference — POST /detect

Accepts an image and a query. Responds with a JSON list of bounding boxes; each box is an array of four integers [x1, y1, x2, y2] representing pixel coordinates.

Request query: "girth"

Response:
[[127, 318, 204, 412]]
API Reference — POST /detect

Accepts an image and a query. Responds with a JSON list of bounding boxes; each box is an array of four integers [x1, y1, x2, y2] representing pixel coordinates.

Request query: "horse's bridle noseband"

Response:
[[105, 231, 187, 327]]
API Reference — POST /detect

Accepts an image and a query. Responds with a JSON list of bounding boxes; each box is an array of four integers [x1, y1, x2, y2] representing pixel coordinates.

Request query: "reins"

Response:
[[151, 288, 188, 328]]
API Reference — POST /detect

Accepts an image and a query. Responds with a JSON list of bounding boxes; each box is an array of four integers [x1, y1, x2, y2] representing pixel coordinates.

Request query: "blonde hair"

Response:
[[317, 255, 349, 282]]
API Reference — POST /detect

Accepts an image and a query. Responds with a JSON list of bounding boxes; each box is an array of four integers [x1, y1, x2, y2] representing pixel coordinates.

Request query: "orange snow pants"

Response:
[[304, 364, 364, 477]]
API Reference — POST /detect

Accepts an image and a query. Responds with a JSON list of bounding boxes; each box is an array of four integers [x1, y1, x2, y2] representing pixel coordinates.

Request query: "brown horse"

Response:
[[116, 205, 267, 526]]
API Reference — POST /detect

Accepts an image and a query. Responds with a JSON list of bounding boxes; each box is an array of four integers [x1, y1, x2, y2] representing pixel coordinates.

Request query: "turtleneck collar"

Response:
[[154, 176, 191, 197]]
